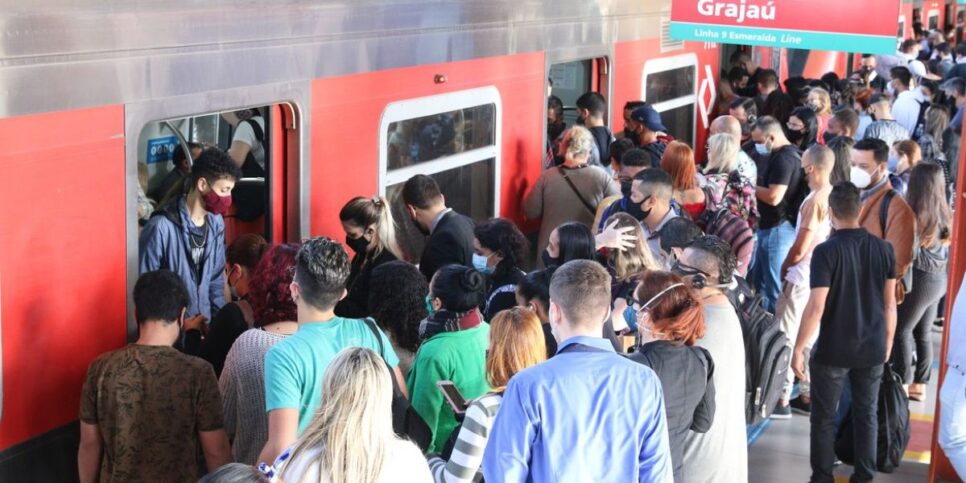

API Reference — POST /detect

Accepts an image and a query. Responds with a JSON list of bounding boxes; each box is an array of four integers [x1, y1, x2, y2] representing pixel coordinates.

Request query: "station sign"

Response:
[[145, 136, 179, 164], [670, 0, 902, 55]]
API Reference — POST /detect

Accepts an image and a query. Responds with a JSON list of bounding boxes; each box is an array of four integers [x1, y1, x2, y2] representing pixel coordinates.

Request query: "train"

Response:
[[1, 0, 965, 480]]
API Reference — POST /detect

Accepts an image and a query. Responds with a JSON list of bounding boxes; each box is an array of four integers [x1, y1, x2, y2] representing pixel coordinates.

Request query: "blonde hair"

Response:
[[278, 348, 398, 483], [486, 308, 547, 392], [339, 196, 403, 260], [605, 212, 661, 281], [808, 87, 833, 115], [563, 126, 595, 162], [705, 133, 740, 174]]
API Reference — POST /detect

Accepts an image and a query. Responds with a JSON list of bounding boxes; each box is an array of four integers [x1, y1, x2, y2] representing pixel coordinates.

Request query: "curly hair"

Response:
[[249, 244, 300, 327], [189, 147, 242, 192], [294, 237, 350, 310], [367, 261, 428, 354], [634, 271, 705, 346], [685, 235, 737, 285], [474, 218, 529, 279]]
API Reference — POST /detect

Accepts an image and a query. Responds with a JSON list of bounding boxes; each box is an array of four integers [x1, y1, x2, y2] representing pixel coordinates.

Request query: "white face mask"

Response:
[[850, 165, 873, 189]]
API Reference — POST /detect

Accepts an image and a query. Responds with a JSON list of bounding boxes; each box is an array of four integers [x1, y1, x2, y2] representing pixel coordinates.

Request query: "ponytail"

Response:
[[339, 196, 403, 261]]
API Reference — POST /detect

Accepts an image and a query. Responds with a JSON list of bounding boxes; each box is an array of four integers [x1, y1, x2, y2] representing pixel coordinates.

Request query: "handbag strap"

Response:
[[557, 166, 597, 216]]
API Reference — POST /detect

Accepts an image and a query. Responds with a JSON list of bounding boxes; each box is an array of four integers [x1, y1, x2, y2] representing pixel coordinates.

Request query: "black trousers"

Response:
[[810, 360, 883, 483], [891, 268, 947, 384]]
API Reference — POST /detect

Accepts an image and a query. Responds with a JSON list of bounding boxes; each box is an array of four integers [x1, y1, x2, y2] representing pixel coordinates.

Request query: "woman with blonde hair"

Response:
[[335, 196, 403, 318], [891, 163, 952, 401], [807, 87, 833, 143], [272, 347, 432, 482], [525, 125, 619, 258], [602, 212, 661, 333], [703, 133, 759, 230], [427, 307, 547, 482]]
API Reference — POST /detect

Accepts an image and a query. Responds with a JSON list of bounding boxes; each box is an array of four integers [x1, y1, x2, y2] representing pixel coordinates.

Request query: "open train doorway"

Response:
[[545, 55, 612, 160]]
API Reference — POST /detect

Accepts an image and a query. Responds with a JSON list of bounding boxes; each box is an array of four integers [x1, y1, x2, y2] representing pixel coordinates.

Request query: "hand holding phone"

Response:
[[437, 380, 468, 416]]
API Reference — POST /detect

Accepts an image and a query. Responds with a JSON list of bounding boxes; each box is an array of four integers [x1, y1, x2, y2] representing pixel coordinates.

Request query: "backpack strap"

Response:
[[880, 189, 896, 236], [557, 166, 597, 216], [362, 317, 386, 360], [244, 118, 265, 144]]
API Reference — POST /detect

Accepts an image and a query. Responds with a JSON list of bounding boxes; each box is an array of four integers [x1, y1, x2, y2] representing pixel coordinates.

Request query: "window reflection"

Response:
[[386, 104, 496, 169]]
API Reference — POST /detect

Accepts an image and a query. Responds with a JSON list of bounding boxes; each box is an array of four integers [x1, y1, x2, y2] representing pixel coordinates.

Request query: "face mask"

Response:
[[472, 253, 494, 274], [755, 143, 770, 155], [887, 155, 900, 172], [786, 129, 805, 143], [345, 234, 370, 255], [869, 111, 878, 121], [823, 131, 839, 144], [202, 189, 232, 216], [425, 295, 436, 316], [808, 100, 823, 111], [623, 195, 648, 221], [542, 249, 561, 268], [850, 165, 873, 189]]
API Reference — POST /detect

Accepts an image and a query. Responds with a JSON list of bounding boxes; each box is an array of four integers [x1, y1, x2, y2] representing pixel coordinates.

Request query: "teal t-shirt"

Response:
[[264, 317, 399, 434]]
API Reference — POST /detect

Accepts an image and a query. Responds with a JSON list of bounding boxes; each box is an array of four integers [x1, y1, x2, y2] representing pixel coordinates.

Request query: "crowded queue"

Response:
[[78, 41, 966, 483]]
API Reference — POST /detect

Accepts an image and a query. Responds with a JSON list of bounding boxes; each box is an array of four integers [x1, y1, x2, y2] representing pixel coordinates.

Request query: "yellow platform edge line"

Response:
[[911, 412, 935, 423], [903, 450, 932, 463]]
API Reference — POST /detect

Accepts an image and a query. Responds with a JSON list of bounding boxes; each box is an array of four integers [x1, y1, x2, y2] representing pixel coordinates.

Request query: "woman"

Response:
[[786, 106, 818, 150], [427, 308, 546, 482], [627, 271, 715, 483], [220, 244, 300, 465], [891, 163, 952, 401], [827, 136, 856, 185], [407, 265, 491, 454], [603, 213, 661, 333], [853, 87, 875, 139], [516, 267, 559, 357], [918, 104, 950, 163], [335, 196, 403, 318], [274, 348, 432, 482], [186, 233, 268, 376], [473, 218, 530, 320], [367, 260, 429, 376], [525, 125, 619, 258], [198, 463, 266, 483], [541, 221, 596, 267], [807, 87, 833, 143], [892, 140, 922, 192], [661, 141, 713, 221], [703, 132, 760, 230]]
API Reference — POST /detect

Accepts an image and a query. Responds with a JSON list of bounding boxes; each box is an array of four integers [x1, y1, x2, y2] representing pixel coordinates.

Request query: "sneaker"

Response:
[[789, 396, 811, 415], [771, 403, 791, 420]]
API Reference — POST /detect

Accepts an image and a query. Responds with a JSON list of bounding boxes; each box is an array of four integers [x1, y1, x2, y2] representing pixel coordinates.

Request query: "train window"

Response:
[[549, 60, 595, 127], [380, 87, 502, 261], [642, 54, 698, 146], [928, 9, 940, 31]]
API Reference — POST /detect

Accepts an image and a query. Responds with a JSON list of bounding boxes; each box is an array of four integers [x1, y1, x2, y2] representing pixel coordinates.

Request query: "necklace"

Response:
[[190, 224, 208, 249]]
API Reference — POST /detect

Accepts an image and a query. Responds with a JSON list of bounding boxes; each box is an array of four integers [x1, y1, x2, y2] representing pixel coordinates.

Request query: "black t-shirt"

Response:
[[810, 228, 896, 368], [757, 144, 803, 229], [588, 126, 615, 165]]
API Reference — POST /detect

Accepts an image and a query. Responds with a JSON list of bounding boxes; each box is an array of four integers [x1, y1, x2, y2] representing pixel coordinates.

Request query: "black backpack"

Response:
[[784, 167, 810, 228], [726, 277, 791, 425], [362, 318, 433, 451], [911, 100, 930, 142], [834, 364, 911, 473], [232, 118, 268, 222]]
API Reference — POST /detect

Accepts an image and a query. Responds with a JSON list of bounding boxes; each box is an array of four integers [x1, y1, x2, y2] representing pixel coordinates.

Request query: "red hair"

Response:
[[660, 141, 697, 191], [634, 271, 705, 346], [248, 243, 300, 326]]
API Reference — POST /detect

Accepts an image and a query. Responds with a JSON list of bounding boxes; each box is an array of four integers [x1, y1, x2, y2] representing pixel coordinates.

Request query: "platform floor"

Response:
[[747, 329, 950, 483]]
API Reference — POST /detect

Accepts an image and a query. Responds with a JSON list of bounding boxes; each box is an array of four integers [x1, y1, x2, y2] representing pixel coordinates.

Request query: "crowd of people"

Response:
[[78, 37, 966, 483]]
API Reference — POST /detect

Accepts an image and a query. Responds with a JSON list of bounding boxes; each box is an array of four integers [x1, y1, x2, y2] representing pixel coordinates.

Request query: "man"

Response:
[[731, 50, 763, 97], [939, 271, 966, 478], [674, 235, 749, 483], [791, 182, 897, 483], [756, 69, 780, 101], [576, 91, 615, 164], [258, 237, 403, 463], [629, 168, 678, 263], [935, 43, 955, 78], [710, 114, 758, 180], [729, 97, 759, 156], [596, 146, 650, 231], [140, 148, 240, 323], [628, 104, 673, 167], [546, 95, 566, 150], [826, 108, 860, 141], [481, 260, 672, 482], [854, 54, 888, 92], [752, 116, 803, 313], [942, 77, 965, 169], [149, 141, 202, 203], [402, 174, 476, 281], [889, 66, 926, 134], [863, 93, 911, 148], [771, 145, 835, 419], [78, 270, 231, 482], [657, 216, 702, 265], [900, 38, 929, 80], [223, 108, 268, 220], [851, 139, 917, 303], [619, 100, 647, 144]]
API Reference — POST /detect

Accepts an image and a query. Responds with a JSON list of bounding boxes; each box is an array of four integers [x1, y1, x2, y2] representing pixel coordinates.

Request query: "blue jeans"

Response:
[[753, 221, 796, 313]]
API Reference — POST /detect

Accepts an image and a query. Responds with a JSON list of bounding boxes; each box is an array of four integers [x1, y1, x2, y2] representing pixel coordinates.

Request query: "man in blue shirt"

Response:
[[481, 260, 672, 482]]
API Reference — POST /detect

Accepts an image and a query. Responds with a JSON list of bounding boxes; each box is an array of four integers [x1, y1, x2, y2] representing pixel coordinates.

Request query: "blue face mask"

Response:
[[887, 154, 900, 172], [472, 253, 494, 274], [755, 143, 769, 155], [425, 294, 435, 316]]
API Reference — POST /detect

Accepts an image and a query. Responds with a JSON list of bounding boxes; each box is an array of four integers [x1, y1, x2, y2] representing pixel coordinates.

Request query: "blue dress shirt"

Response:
[[481, 335, 673, 482]]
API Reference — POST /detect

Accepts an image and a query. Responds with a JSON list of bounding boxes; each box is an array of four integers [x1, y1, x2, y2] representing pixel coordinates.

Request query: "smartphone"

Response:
[[437, 380, 468, 416]]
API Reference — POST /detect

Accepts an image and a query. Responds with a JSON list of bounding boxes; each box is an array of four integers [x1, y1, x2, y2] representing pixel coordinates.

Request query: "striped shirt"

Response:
[[427, 393, 503, 483]]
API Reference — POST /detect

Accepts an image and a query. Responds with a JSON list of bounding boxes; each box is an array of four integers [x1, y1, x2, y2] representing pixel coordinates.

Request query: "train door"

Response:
[[928, 8, 941, 30], [642, 53, 699, 147], [544, 50, 612, 158]]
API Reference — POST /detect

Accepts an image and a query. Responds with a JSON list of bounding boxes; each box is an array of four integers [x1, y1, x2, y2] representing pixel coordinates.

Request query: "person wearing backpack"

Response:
[[890, 67, 927, 136], [790, 182, 898, 483], [771, 145, 834, 419]]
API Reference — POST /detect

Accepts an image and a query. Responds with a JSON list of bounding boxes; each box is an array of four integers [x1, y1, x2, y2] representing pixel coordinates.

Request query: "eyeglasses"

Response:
[[786, 122, 805, 131]]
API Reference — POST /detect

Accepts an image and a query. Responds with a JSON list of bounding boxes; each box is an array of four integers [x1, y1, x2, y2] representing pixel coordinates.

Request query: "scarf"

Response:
[[418, 308, 483, 341]]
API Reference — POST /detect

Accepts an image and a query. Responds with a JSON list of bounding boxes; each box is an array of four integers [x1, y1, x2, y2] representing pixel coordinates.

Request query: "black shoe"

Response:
[[771, 402, 791, 420], [789, 396, 811, 415]]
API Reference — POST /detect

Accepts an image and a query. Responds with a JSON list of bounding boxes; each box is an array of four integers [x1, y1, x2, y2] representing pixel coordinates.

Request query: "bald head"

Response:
[[710, 115, 742, 143], [803, 144, 834, 173]]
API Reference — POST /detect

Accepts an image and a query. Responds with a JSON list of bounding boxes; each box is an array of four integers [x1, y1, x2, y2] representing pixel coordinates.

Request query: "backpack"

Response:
[[232, 118, 268, 221], [911, 100, 930, 142], [362, 318, 433, 451], [697, 186, 755, 275], [834, 365, 911, 473], [784, 169, 810, 228], [725, 277, 791, 425]]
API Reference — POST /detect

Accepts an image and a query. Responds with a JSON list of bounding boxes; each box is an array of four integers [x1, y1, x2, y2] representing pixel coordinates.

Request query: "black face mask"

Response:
[[620, 179, 633, 198], [542, 249, 561, 268], [345, 234, 370, 255], [637, 196, 653, 221], [786, 129, 805, 143]]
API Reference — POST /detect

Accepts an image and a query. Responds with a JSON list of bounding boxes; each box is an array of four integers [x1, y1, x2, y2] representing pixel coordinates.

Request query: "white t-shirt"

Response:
[[786, 190, 832, 287], [279, 439, 433, 483], [233, 116, 265, 169]]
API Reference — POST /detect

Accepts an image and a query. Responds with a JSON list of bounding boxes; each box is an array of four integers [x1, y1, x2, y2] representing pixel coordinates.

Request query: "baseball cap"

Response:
[[630, 104, 668, 133]]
